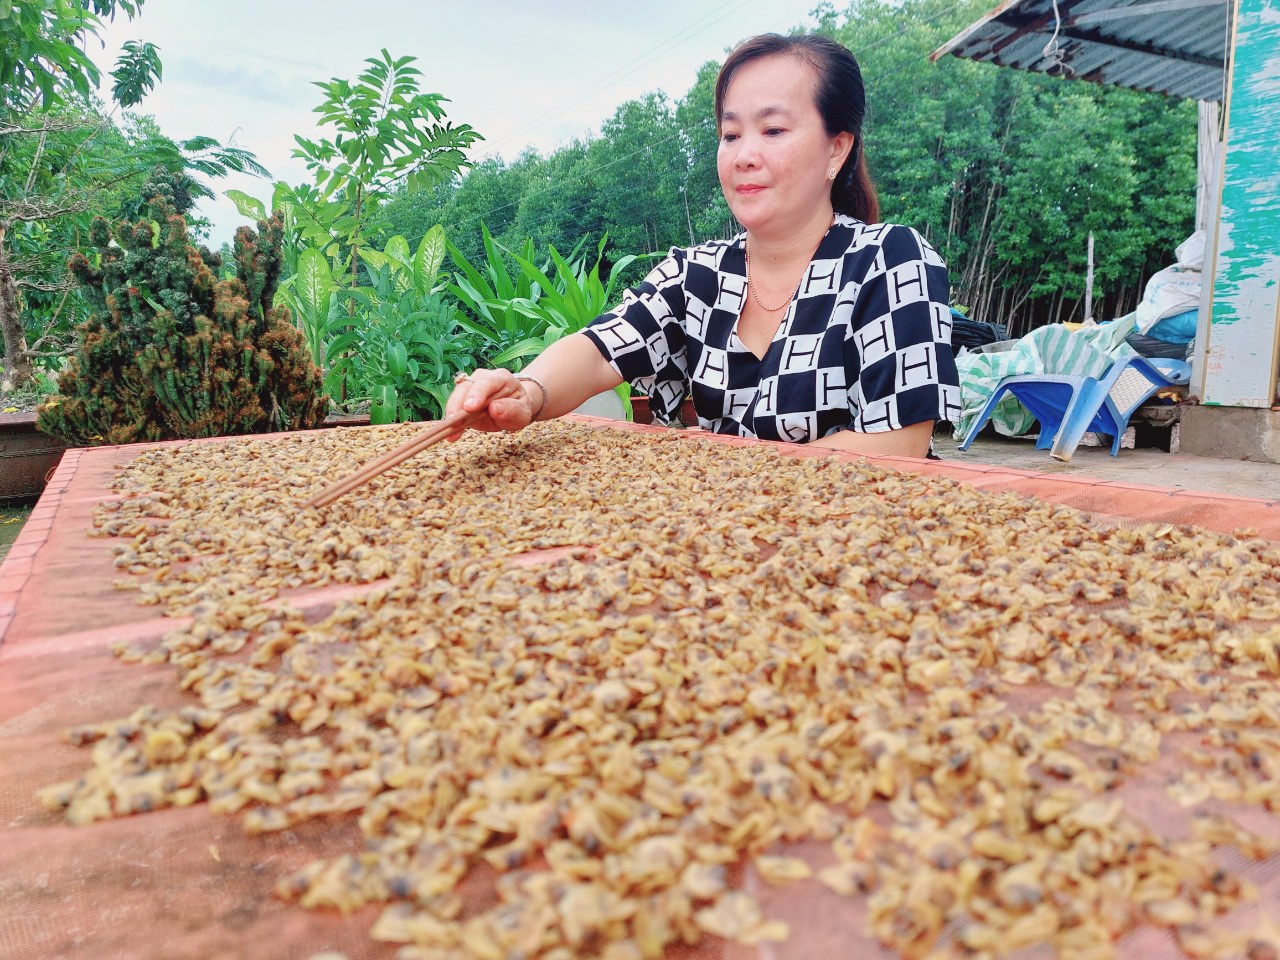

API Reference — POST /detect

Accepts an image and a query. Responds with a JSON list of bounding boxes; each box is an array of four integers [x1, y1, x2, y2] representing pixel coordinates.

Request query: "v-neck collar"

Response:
[[724, 218, 846, 362]]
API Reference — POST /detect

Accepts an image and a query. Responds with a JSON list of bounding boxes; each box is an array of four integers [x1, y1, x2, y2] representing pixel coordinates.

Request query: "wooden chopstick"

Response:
[[304, 411, 474, 508]]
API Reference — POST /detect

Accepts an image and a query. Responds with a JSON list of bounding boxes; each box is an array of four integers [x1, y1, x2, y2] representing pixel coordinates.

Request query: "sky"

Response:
[[90, 0, 825, 246]]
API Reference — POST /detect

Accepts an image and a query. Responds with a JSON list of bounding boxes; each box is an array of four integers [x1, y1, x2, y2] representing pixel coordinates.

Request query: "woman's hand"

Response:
[[444, 368, 537, 438], [441, 334, 625, 441]]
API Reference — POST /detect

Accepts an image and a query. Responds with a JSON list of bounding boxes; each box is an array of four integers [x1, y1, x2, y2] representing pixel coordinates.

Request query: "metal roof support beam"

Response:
[[1066, 0, 1228, 26], [931, 0, 1230, 100], [1052, 26, 1224, 69], [988, 1, 1085, 55]]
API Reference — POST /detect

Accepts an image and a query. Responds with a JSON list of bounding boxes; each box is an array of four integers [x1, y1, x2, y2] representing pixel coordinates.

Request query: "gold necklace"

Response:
[[744, 216, 835, 313], [744, 240, 793, 313]]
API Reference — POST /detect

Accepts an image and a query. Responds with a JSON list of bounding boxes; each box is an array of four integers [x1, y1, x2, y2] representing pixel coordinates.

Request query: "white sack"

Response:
[[1135, 264, 1201, 334], [1175, 230, 1206, 271]]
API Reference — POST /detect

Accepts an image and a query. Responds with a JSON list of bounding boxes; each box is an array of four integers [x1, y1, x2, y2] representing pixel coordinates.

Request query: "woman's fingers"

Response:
[[462, 369, 524, 418], [444, 369, 532, 437], [488, 395, 534, 432]]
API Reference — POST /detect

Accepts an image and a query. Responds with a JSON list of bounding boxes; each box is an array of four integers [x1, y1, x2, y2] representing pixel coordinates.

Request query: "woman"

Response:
[[447, 33, 960, 458]]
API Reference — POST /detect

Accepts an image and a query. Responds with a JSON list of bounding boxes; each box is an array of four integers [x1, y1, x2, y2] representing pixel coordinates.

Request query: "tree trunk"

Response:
[[683, 186, 695, 246], [0, 227, 34, 392]]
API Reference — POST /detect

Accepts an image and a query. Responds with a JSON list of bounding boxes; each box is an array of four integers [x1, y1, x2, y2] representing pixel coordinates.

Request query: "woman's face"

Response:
[[716, 54, 852, 238]]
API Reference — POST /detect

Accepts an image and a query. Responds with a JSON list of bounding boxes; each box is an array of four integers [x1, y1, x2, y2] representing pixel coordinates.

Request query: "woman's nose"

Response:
[[735, 136, 761, 168]]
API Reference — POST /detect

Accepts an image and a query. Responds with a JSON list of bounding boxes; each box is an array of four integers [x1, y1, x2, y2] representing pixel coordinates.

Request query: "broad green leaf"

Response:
[[510, 251, 573, 323], [271, 181, 295, 215], [492, 337, 554, 367], [614, 382, 633, 422], [452, 311, 500, 343], [359, 248, 391, 273], [423, 382, 452, 417], [385, 235, 411, 267], [604, 255, 641, 301], [386, 341, 408, 379], [295, 247, 333, 327], [371, 383, 398, 424], [481, 226, 519, 300], [415, 225, 446, 294], [225, 189, 268, 222], [549, 246, 590, 321], [447, 245, 498, 303], [324, 331, 361, 355], [323, 367, 350, 397]]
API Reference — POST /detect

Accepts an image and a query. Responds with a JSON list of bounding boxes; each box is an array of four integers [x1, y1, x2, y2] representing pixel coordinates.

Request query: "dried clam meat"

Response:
[[38, 419, 1280, 958]]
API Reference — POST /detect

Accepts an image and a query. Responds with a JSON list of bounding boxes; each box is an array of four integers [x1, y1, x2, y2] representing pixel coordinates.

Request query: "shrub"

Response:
[[38, 171, 327, 445]]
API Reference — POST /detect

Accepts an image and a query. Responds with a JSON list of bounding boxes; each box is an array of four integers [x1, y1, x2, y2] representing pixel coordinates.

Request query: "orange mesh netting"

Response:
[[2, 416, 1280, 960]]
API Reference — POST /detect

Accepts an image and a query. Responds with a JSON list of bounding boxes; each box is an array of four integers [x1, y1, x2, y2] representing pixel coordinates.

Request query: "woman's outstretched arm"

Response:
[[444, 333, 624, 435], [809, 420, 935, 458]]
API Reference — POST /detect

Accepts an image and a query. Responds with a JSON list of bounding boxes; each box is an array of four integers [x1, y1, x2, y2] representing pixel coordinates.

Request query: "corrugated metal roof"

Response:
[[931, 0, 1232, 101]]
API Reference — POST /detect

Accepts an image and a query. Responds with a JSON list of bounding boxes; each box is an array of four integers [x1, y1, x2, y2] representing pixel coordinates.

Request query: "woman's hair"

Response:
[[714, 33, 880, 224]]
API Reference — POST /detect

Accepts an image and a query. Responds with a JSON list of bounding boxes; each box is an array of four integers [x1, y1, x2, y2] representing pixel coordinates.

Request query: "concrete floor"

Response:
[[947, 434, 1280, 501]]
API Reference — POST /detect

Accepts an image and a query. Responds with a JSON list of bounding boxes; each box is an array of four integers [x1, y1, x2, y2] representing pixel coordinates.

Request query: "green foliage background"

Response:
[[1, 0, 269, 393], [4, 0, 1201, 409], [374, 0, 1198, 336]]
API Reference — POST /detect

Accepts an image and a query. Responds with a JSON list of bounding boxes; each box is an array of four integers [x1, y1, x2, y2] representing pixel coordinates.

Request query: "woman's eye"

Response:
[[720, 132, 739, 143], [765, 127, 785, 137]]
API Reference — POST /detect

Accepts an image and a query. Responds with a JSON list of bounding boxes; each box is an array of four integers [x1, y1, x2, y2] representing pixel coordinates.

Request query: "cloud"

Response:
[[172, 56, 314, 109], [89, 0, 820, 246]]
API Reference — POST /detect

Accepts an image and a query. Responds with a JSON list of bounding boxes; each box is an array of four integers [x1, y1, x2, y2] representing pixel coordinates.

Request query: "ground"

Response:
[[0, 505, 32, 562], [951, 433, 1280, 500]]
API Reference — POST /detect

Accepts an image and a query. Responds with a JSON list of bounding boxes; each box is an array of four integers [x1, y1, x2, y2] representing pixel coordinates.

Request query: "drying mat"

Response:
[[2, 416, 1279, 960]]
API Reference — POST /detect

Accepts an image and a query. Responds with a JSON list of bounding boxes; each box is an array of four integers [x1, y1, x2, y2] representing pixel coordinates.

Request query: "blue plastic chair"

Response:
[[959, 356, 1190, 462]]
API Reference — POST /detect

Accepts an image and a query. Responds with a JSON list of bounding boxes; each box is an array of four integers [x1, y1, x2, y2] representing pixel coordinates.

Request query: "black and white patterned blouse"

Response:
[[582, 215, 962, 443]]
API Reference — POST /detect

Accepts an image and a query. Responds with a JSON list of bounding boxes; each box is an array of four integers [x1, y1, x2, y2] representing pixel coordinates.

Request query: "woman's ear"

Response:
[[830, 131, 855, 171]]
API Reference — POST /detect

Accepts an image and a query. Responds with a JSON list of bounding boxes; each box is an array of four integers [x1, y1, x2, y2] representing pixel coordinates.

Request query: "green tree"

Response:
[[450, 152, 537, 259], [676, 60, 733, 242], [371, 153, 535, 268], [0, 0, 133, 113], [281, 50, 483, 292], [2, 1, 160, 391], [1, 0, 266, 392], [510, 141, 603, 257], [585, 93, 687, 255]]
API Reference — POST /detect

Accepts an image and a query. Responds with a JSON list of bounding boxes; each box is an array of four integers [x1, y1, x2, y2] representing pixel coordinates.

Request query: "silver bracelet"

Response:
[[515, 374, 549, 420]]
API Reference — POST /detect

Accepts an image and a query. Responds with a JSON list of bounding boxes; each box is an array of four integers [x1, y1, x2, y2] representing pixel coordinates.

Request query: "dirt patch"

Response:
[[0, 506, 32, 561]]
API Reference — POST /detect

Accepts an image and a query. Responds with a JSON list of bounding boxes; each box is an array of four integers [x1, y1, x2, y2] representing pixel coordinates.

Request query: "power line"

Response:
[[438, 0, 980, 245], [474, 0, 828, 164], [476, 0, 742, 162]]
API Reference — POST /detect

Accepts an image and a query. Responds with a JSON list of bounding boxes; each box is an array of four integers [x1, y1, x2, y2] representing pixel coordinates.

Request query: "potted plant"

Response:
[[1, 387, 68, 501], [628, 394, 698, 427]]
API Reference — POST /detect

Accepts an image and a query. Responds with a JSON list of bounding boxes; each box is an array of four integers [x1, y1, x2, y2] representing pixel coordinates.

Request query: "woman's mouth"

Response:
[[736, 184, 765, 195]]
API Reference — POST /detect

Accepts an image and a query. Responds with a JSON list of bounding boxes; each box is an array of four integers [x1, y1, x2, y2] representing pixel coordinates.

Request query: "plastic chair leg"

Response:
[[1110, 422, 1126, 457], [1050, 379, 1108, 463], [959, 383, 1015, 451]]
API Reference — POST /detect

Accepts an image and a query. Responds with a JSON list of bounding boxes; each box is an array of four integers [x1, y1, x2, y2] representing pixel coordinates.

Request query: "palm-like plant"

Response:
[[448, 225, 641, 369]]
